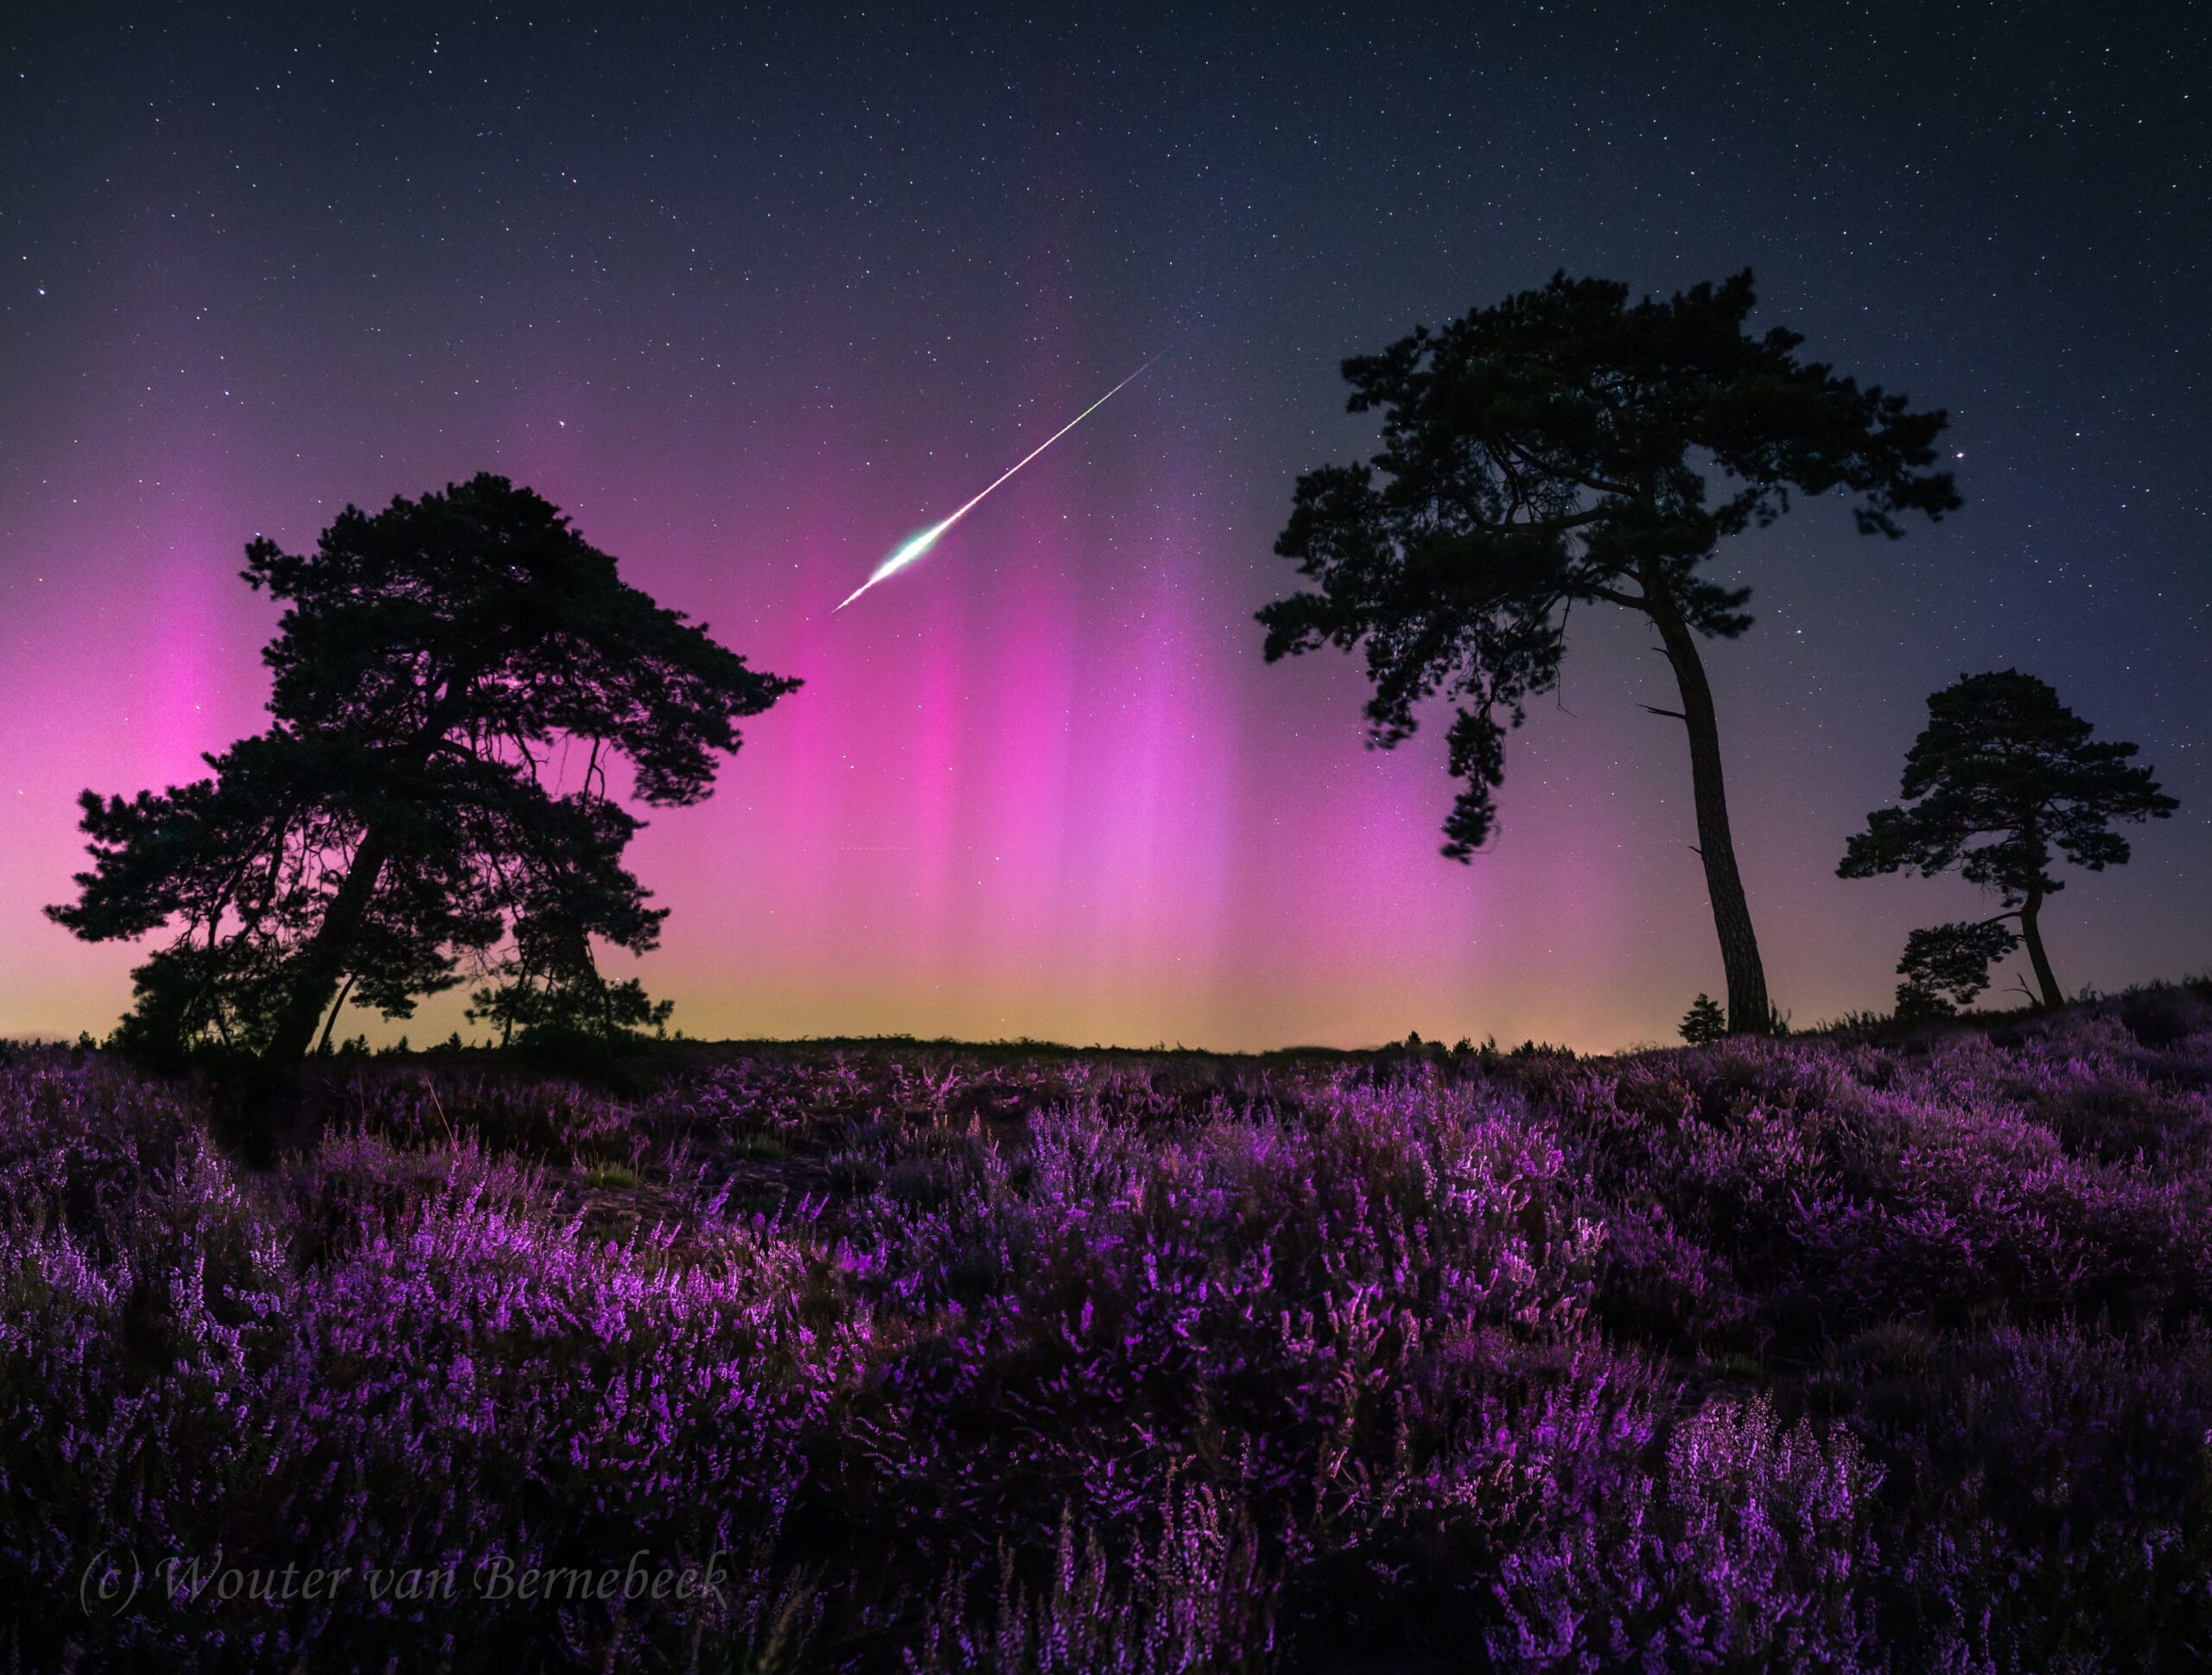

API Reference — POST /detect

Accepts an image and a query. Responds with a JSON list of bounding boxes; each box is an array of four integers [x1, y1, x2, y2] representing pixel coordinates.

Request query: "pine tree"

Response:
[[1679, 993, 1728, 1045], [49, 475, 797, 1063], [1262, 271, 1956, 1033], [1840, 670, 2176, 1011]]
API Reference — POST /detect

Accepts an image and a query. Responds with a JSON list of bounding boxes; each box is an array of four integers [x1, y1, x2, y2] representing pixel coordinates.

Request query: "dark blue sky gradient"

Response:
[[2, 3, 2204, 1046]]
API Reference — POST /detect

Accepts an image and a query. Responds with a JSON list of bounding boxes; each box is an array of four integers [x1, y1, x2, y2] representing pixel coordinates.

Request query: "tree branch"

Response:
[[1586, 585, 1649, 612], [1503, 438, 1637, 499]]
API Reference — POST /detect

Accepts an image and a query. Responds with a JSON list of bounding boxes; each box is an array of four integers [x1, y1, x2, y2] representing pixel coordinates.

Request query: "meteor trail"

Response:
[[835, 350, 1166, 611]]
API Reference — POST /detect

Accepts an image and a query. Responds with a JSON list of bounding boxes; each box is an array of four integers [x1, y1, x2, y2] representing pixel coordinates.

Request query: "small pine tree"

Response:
[[1840, 670, 2177, 1011], [1892, 919, 2021, 1018], [1680, 993, 1728, 1045]]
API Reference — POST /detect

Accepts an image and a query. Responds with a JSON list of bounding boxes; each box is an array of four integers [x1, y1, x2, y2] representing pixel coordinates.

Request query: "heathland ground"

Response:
[[7, 985, 2212, 1670]]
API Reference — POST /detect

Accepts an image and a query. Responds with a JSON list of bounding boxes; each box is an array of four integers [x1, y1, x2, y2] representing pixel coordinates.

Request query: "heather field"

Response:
[[9, 988, 2212, 1672]]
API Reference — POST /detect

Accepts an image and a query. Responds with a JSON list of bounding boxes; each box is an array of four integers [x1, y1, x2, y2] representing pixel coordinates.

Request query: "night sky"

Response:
[[3, 3, 2206, 1051]]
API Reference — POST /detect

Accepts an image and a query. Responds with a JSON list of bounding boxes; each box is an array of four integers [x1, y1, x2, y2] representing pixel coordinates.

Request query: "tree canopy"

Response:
[[49, 474, 798, 1063], [1262, 270, 1957, 1032], [1839, 669, 2177, 1012]]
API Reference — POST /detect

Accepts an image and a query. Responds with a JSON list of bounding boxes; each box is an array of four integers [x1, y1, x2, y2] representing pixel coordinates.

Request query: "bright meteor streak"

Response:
[[835, 351, 1166, 611]]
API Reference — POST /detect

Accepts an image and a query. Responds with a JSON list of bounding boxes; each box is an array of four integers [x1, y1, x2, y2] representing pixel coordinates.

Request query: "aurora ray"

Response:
[[835, 351, 1166, 611]]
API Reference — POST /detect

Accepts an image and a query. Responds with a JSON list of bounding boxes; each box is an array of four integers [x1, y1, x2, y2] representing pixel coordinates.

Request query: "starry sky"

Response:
[[2, 2, 2206, 1051]]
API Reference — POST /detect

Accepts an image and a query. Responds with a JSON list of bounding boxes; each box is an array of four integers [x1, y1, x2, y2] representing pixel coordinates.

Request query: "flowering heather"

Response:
[[4, 988, 2211, 1670]]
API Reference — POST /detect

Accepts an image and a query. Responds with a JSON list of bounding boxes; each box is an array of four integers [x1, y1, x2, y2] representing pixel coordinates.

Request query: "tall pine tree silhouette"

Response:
[[1262, 271, 1956, 1032]]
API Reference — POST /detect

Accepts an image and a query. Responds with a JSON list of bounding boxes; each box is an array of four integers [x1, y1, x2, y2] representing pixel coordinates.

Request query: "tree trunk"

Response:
[[1643, 572, 1773, 1034], [2018, 887, 2063, 1010], [264, 828, 391, 1063], [313, 973, 359, 1056], [256, 676, 479, 1068]]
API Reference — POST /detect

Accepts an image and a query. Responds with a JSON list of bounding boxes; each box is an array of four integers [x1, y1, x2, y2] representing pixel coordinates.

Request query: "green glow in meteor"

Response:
[[835, 351, 1165, 611]]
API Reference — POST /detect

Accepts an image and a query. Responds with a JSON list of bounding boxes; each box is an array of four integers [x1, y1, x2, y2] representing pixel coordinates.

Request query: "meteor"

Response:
[[835, 350, 1166, 611]]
